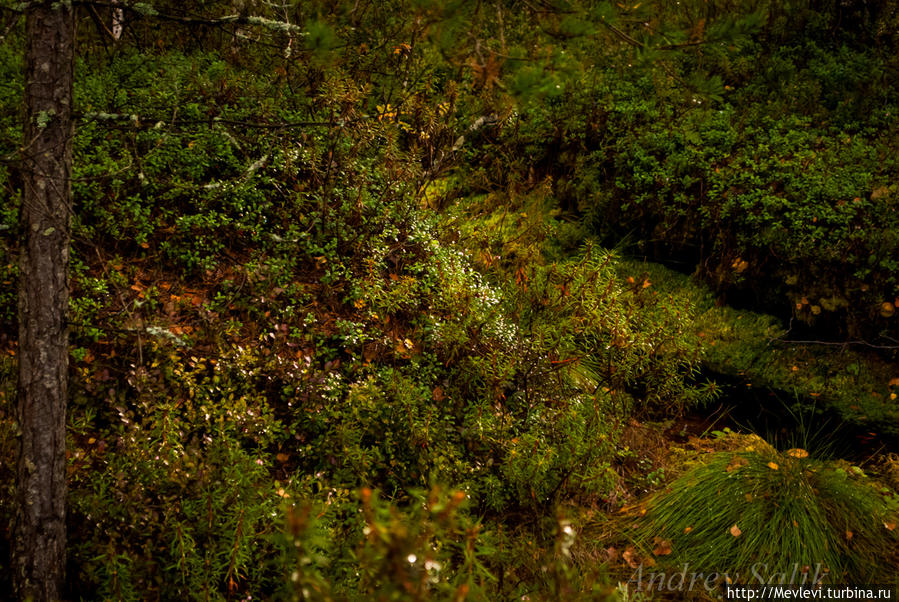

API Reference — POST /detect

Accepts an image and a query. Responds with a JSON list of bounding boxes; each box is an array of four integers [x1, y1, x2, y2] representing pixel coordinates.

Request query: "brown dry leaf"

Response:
[[729, 524, 742, 538], [889, 377, 899, 387], [652, 537, 672, 556], [767, 461, 780, 470], [726, 456, 750, 473], [622, 546, 640, 569], [786, 448, 809, 459], [605, 546, 619, 562]]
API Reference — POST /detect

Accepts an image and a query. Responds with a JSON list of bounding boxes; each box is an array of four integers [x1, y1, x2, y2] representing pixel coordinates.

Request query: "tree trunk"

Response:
[[14, 2, 75, 599]]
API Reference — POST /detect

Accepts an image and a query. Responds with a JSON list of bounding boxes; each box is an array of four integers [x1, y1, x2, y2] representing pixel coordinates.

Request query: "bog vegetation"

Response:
[[1, 0, 898, 599]]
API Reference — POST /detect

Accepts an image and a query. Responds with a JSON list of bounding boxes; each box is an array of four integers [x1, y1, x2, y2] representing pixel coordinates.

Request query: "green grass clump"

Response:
[[639, 447, 899, 585]]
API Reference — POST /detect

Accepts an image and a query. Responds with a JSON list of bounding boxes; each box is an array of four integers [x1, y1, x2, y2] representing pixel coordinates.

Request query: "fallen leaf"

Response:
[[652, 537, 672, 556], [683, 526, 693, 534], [730, 524, 742, 537], [786, 448, 809, 459], [884, 521, 895, 531], [767, 461, 779, 470], [726, 456, 750, 473], [845, 530, 853, 540], [622, 546, 640, 569]]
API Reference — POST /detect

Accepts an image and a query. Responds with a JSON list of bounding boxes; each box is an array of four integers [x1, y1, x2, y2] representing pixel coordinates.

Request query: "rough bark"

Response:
[[14, 2, 76, 600]]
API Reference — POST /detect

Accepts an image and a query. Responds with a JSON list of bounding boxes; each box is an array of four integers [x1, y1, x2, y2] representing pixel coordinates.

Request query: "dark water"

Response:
[[674, 371, 899, 464]]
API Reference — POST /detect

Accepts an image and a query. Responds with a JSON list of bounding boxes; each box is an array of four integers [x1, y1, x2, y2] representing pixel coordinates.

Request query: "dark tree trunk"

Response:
[[14, 2, 75, 600]]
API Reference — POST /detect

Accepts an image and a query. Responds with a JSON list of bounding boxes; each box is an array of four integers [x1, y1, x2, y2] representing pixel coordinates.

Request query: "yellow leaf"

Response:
[[767, 461, 779, 470], [786, 448, 809, 459], [730, 524, 742, 537]]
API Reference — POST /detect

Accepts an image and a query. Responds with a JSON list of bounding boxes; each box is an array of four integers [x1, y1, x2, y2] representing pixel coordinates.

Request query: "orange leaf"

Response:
[[786, 448, 809, 459], [726, 456, 749, 473], [767, 461, 779, 470], [622, 546, 640, 568], [845, 530, 853, 540], [683, 526, 693, 534], [730, 524, 742, 537], [652, 537, 672, 556], [884, 521, 896, 531]]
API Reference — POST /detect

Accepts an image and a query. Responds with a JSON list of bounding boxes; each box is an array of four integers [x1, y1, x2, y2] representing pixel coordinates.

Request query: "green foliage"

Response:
[[1, 1, 899, 599], [638, 445, 899, 584], [628, 259, 899, 436]]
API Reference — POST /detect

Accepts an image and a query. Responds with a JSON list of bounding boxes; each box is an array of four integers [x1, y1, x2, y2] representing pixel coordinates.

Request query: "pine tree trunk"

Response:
[[14, 2, 75, 599]]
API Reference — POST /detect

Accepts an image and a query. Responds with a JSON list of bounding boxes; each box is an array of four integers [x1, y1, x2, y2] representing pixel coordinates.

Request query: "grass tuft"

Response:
[[637, 447, 899, 585]]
